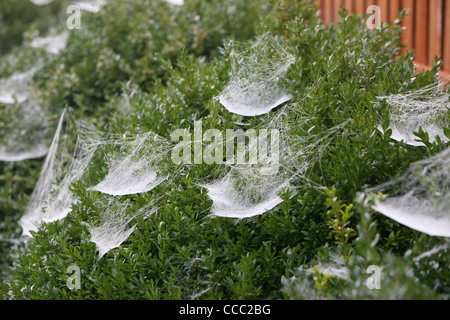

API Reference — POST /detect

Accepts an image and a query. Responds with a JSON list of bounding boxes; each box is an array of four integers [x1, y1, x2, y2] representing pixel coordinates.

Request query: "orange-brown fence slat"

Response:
[[334, 0, 344, 23], [355, 0, 367, 17], [444, 0, 450, 72], [344, 0, 354, 14], [321, 0, 331, 24], [428, 0, 443, 64], [377, 0, 389, 22], [365, 0, 376, 9], [401, 0, 415, 52], [319, 0, 324, 22], [415, 0, 430, 65], [389, 0, 401, 21], [316, 0, 449, 80]]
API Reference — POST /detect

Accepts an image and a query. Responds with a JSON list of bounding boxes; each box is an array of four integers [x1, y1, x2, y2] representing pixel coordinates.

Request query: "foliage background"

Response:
[[0, 0, 449, 300]]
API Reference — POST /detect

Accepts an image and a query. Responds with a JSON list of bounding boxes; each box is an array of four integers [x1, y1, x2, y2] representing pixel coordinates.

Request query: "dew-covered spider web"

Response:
[[19, 110, 103, 237], [87, 197, 158, 265], [18, 107, 174, 237], [0, 20, 70, 163], [73, 0, 106, 13], [298, 253, 350, 281], [30, 31, 69, 55], [216, 33, 295, 116], [413, 243, 448, 262], [201, 165, 289, 218], [0, 94, 51, 162], [204, 33, 346, 218], [0, 56, 54, 162], [29, 0, 54, 6], [89, 131, 171, 196], [377, 83, 450, 146], [0, 65, 42, 105], [358, 147, 450, 237], [166, 0, 184, 6], [199, 105, 348, 219]]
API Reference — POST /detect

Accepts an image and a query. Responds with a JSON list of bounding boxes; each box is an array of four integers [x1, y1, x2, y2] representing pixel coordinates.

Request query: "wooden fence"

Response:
[[317, 0, 450, 80]]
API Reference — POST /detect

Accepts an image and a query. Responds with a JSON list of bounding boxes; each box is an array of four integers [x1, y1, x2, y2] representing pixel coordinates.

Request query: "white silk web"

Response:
[[87, 198, 157, 264], [18, 108, 171, 238], [0, 57, 53, 162], [217, 33, 295, 116], [73, 0, 106, 13], [201, 165, 288, 219], [377, 83, 450, 146], [0, 95, 50, 162], [19, 110, 102, 237], [30, 31, 69, 55], [199, 106, 348, 219], [29, 0, 54, 6], [166, 0, 184, 5], [0, 65, 41, 104], [89, 132, 171, 196], [359, 147, 450, 237]]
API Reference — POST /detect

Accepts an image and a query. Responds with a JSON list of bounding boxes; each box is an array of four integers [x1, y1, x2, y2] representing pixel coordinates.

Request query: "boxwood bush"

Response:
[[0, 0, 449, 300]]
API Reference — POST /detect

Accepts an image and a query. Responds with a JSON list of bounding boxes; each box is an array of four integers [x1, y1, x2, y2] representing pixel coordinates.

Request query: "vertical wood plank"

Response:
[[315, 0, 449, 83], [365, 0, 377, 8], [321, 0, 331, 24], [334, 0, 345, 23], [378, 0, 389, 22], [334, 0, 344, 23], [318, 0, 322, 20], [344, 0, 354, 14], [444, 0, 450, 72], [389, 0, 401, 21], [415, 0, 429, 64], [401, 0, 414, 53], [428, 0, 443, 63], [318, 0, 324, 22], [355, 0, 367, 17]]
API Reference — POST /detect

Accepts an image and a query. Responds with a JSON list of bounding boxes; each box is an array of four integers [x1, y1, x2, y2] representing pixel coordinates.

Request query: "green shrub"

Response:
[[1, 1, 449, 300]]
